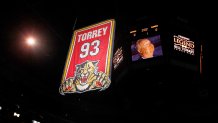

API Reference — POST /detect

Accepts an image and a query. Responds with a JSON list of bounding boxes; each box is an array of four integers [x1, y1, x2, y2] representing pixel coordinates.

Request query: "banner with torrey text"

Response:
[[60, 19, 115, 94]]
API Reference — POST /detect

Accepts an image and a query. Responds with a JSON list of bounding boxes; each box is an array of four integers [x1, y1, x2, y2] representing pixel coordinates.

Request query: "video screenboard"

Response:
[[129, 17, 163, 63]]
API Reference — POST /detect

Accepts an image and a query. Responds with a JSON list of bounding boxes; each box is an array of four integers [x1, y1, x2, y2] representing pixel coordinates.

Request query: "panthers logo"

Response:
[[60, 60, 111, 94]]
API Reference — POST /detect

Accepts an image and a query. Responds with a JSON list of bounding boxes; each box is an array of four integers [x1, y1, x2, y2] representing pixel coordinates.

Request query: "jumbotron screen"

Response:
[[130, 23, 163, 62]]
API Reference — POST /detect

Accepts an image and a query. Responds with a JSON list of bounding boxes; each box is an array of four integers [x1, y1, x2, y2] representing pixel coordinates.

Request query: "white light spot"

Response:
[[14, 112, 20, 117], [26, 37, 36, 46], [32, 120, 40, 123]]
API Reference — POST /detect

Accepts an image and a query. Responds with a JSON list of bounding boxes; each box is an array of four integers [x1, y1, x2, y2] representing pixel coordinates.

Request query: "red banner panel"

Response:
[[60, 19, 115, 94]]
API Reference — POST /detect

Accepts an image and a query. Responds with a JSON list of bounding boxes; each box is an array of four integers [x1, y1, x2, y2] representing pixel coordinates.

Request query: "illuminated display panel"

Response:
[[165, 16, 200, 72], [174, 34, 195, 56], [113, 47, 124, 70], [131, 34, 163, 61], [130, 19, 163, 62]]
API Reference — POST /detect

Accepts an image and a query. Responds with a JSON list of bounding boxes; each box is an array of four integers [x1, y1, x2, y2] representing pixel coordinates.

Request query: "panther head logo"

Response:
[[75, 61, 98, 86], [60, 60, 111, 94]]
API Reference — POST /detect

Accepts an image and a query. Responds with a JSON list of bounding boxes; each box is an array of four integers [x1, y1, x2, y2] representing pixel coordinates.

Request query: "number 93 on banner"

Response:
[[60, 19, 116, 94]]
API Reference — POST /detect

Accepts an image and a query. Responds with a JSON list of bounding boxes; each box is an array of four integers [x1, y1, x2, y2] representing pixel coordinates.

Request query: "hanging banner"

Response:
[[60, 19, 115, 94]]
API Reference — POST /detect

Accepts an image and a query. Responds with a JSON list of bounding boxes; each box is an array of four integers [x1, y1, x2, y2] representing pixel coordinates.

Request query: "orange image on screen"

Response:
[[136, 38, 155, 59]]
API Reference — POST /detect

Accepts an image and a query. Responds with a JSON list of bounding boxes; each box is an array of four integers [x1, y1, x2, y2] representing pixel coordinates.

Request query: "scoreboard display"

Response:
[[164, 17, 200, 72], [128, 16, 165, 69]]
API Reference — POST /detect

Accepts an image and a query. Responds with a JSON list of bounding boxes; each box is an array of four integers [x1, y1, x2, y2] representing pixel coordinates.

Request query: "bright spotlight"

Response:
[[14, 112, 20, 117], [0, 106, 2, 110], [26, 37, 36, 46], [32, 120, 40, 123]]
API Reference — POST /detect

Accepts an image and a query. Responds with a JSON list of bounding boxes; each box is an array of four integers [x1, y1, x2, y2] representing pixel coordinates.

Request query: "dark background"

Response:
[[0, 1, 214, 123]]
